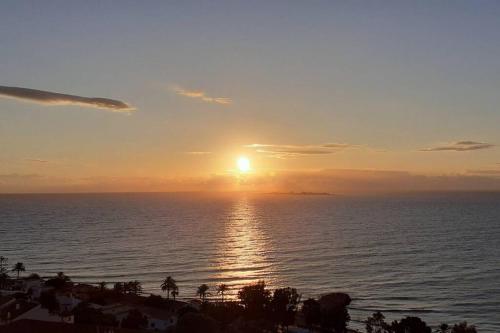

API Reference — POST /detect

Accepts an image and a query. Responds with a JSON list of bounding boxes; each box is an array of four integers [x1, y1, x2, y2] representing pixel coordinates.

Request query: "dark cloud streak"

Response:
[[0, 85, 134, 112], [419, 141, 494, 152]]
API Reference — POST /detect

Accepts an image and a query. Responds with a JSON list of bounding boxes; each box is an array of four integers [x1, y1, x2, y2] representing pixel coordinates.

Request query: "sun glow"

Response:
[[237, 156, 251, 173]]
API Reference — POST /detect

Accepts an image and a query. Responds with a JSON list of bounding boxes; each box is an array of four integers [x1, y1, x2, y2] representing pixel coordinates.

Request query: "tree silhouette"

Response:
[[238, 280, 271, 320], [171, 285, 179, 300], [125, 280, 142, 295], [451, 322, 477, 333], [318, 292, 351, 333], [270, 287, 301, 331], [391, 316, 431, 333], [437, 323, 451, 333], [0, 272, 9, 289], [12, 262, 26, 279], [197, 284, 209, 302], [45, 272, 71, 289], [0, 256, 8, 274], [161, 276, 177, 300], [217, 283, 229, 303], [73, 302, 117, 326], [366, 311, 391, 333], [302, 298, 321, 332], [98, 281, 107, 292]]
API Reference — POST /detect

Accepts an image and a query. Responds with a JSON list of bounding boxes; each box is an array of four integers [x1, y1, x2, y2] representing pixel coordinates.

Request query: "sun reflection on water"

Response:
[[214, 196, 276, 297]]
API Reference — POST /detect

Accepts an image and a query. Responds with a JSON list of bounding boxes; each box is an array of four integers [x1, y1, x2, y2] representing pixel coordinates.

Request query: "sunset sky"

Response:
[[1, 1, 500, 193]]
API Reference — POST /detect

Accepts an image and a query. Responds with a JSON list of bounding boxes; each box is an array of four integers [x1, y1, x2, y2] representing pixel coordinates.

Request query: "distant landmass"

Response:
[[266, 191, 334, 196]]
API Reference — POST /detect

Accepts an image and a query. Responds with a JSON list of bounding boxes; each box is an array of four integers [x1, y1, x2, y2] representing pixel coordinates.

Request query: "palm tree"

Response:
[[217, 283, 229, 303], [12, 262, 25, 279], [0, 256, 8, 274], [171, 286, 179, 300], [161, 276, 177, 300], [197, 284, 209, 302]]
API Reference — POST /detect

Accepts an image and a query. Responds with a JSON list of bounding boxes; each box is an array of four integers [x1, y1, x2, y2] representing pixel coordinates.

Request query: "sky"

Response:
[[1, 1, 500, 193]]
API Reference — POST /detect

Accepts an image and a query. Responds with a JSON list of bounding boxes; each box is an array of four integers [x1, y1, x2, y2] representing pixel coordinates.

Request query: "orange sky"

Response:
[[1, 2, 500, 193]]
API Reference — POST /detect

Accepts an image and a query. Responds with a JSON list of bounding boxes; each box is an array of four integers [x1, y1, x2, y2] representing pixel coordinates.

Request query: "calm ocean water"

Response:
[[1, 192, 499, 331]]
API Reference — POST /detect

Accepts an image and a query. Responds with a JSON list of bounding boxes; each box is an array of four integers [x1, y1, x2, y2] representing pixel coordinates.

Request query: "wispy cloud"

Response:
[[4, 169, 500, 193], [185, 151, 212, 155], [245, 143, 358, 158], [0, 85, 135, 112], [466, 169, 500, 176], [172, 86, 231, 105], [419, 141, 494, 152], [25, 158, 49, 163]]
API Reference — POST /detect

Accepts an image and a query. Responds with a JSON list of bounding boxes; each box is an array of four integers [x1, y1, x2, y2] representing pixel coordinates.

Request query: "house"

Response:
[[0, 295, 15, 310], [101, 304, 177, 331], [137, 305, 177, 331], [101, 303, 135, 324], [22, 277, 48, 299], [12, 304, 75, 324]]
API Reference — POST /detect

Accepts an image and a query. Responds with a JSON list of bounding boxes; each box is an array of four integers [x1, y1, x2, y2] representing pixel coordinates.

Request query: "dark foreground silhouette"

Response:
[[0, 259, 478, 332]]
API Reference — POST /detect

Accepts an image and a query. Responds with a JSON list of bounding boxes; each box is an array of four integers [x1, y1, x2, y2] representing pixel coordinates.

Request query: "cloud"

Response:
[[4, 169, 500, 193], [420, 141, 494, 152], [0, 85, 135, 112], [466, 169, 500, 176], [25, 158, 49, 163], [185, 151, 212, 155], [245, 143, 357, 158], [172, 86, 231, 105]]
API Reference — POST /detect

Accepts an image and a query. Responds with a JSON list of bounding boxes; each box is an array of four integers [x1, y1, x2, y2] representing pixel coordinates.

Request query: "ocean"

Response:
[[1, 192, 499, 331]]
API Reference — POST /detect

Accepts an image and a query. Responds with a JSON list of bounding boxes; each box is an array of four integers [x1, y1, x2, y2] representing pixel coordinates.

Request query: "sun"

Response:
[[237, 156, 251, 173]]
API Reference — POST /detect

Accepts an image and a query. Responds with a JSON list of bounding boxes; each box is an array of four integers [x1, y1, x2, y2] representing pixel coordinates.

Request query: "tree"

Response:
[[391, 316, 431, 333], [238, 281, 271, 320], [302, 298, 321, 332], [121, 309, 148, 329], [437, 323, 451, 333], [366, 311, 391, 333], [11, 262, 26, 279], [73, 302, 117, 326], [0, 272, 9, 289], [161, 276, 177, 300], [171, 285, 179, 300], [270, 287, 301, 331], [0, 256, 8, 274], [319, 292, 351, 333], [125, 280, 142, 295], [197, 284, 210, 302], [217, 283, 229, 303], [452, 322, 477, 333], [45, 272, 72, 289]]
